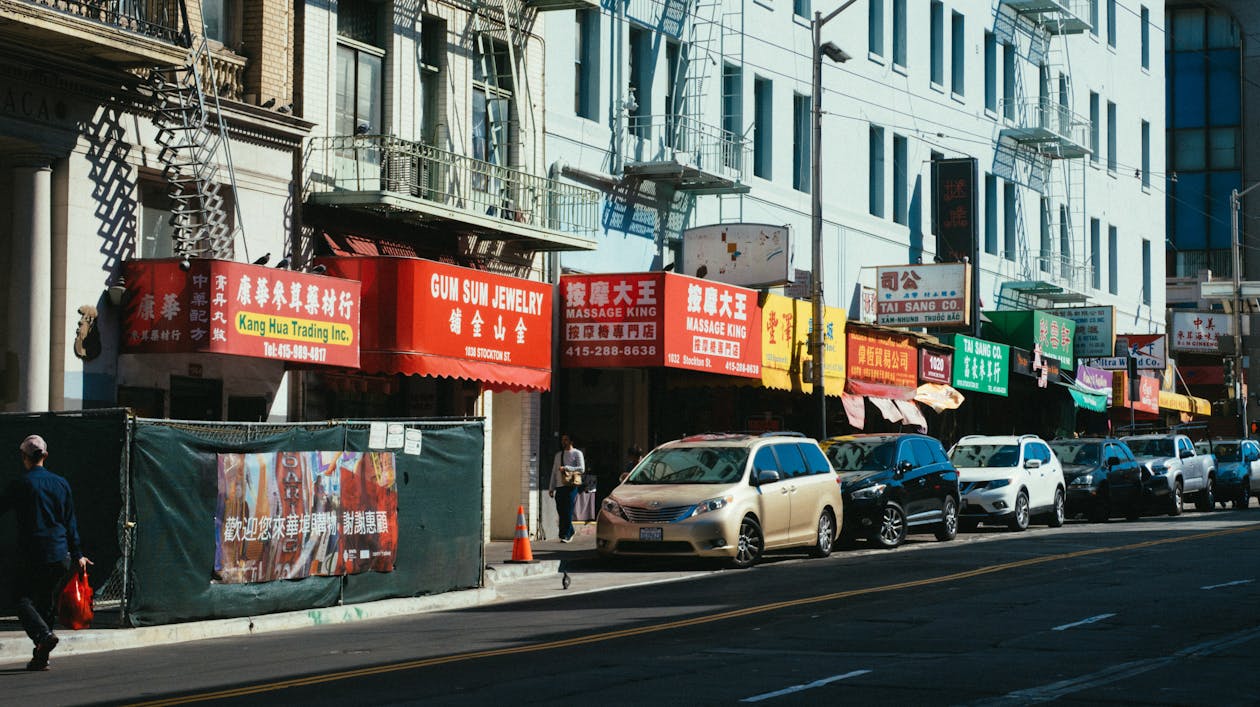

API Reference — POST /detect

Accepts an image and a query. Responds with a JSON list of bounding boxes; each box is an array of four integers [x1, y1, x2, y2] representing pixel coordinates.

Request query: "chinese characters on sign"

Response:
[[932, 158, 977, 264], [1053, 306, 1114, 359], [760, 294, 846, 392], [215, 451, 398, 584], [1171, 311, 1233, 353], [846, 331, 917, 389], [123, 259, 361, 367], [876, 263, 970, 327], [952, 334, 1009, 396], [1033, 311, 1075, 371]]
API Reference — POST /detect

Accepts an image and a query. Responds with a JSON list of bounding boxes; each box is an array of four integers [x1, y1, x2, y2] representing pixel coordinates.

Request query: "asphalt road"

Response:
[[9, 512, 1260, 706]]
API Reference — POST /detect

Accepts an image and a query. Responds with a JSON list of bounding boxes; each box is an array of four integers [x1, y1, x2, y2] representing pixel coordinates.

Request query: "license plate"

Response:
[[639, 527, 663, 541]]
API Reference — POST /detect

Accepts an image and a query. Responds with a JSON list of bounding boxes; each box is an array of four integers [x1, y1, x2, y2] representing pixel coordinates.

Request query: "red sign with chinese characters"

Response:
[[847, 330, 918, 392], [122, 259, 360, 367], [560, 272, 762, 378], [320, 257, 553, 391]]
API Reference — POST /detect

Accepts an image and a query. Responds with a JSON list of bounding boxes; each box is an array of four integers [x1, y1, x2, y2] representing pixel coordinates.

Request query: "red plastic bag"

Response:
[[57, 570, 94, 630]]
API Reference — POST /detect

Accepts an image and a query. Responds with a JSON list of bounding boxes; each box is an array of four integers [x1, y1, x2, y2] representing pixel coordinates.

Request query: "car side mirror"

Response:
[[1179, 449, 1192, 459], [896, 460, 914, 476], [1024, 459, 1042, 469], [754, 468, 781, 485], [1105, 456, 1121, 468]]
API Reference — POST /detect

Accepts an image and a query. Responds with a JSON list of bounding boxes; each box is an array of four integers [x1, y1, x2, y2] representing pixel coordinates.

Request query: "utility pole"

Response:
[[1230, 184, 1260, 438]]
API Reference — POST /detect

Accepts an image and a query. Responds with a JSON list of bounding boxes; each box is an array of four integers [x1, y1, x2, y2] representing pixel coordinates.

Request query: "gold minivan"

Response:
[[596, 433, 843, 567]]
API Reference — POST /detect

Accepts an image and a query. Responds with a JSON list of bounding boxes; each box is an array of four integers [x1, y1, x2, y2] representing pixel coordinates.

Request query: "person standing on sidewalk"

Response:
[[0, 435, 91, 671], [548, 434, 585, 543]]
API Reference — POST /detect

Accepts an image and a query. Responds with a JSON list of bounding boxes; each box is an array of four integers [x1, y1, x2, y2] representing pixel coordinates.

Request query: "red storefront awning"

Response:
[[318, 256, 553, 392]]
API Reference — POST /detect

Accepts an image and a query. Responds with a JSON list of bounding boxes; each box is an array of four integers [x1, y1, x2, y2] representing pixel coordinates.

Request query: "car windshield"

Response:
[[1050, 442, 1100, 466], [949, 444, 1020, 468], [625, 447, 748, 485], [827, 440, 896, 471], [1213, 443, 1242, 462], [1126, 438, 1175, 458]]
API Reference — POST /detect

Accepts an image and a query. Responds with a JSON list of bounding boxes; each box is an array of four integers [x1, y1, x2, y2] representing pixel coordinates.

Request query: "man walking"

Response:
[[0, 435, 91, 671]]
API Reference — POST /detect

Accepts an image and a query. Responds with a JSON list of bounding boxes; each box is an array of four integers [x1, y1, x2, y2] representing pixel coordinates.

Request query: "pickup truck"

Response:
[[1122, 434, 1216, 515]]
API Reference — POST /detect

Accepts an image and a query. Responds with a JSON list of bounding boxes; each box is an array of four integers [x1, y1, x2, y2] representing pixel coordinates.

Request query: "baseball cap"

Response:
[[19, 435, 47, 457]]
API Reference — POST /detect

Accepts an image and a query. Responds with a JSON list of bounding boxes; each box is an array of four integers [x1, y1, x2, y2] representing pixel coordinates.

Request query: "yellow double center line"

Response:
[[131, 523, 1260, 706]]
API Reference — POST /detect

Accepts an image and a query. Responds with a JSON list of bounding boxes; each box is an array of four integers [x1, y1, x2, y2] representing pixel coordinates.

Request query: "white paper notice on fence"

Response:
[[368, 422, 387, 449], [404, 428, 423, 456], [386, 423, 405, 449]]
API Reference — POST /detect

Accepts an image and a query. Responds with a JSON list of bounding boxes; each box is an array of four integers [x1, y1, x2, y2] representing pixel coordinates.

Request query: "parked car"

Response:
[[1207, 439, 1260, 510], [825, 433, 960, 549], [948, 434, 1066, 531], [597, 433, 843, 568], [1049, 437, 1145, 522], [1122, 433, 1216, 515]]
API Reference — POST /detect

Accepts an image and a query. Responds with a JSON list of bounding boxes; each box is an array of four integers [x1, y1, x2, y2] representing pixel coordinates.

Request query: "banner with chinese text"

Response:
[[215, 451, 398, 584], [846, 330, 917, 395], [876, 263, 970, 327], [952, 334, 1010, 396], [1171, 311, 1232, 353], [760, 293, 846, 393], [122, 259, 360, 367]]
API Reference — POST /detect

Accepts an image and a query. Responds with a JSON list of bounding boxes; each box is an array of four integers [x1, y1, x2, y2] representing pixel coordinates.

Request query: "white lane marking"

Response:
[[1201, 579, 1254, 590], [741, 670, 872, 703], [1051, 613, 1116, 631], [969, 624, 1260, 705]]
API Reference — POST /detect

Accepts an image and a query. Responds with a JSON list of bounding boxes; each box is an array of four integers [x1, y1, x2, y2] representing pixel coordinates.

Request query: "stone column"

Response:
[[12, 157, 52, 412]]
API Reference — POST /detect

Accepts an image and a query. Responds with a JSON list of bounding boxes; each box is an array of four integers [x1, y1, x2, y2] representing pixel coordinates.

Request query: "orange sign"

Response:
[[847, 331, 917, 391]]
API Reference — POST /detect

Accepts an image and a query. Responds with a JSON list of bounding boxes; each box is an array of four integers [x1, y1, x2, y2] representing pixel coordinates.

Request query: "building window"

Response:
[[869, 0, 884, 58], [793, 93, 810, 192], [723, 63, 743, 170], [1106, 101, 1117, 171], [336, 42, 383, 137], [1003, 181, 1016, 261], [1142, 239, 1152, 304], [1141, 5, 1150, 69], [950, 12, 964, 96], [930, 150, 943, 235], [473, 36, 515, 184], [1141, 119, 1150, 188], [930, 2, 944, 86], [1090, 0, 1099, 36], [1002, 42, 1015, 120], [202, 0, 240, 47], [1059, 205, 1071, 278], [1108, 225, 1118, 294], [794, 0, 810, 20], [1090, 218, 1101, 289], [574, 10, 598, 120], [1089, 92, 1099, 162], [985, 172, 997, 255], [893, 134, 908, 225], [1039, 198, 1051, 273], [419, 16, 445, 144], [892, 0, 906, 68], [139, 183, 176, 259], [1107, 0, 1117, 48], [869, 125, 885, 217], [665, 39, 681, 142], [984, 32, 996, 113], [753, 76, 772, 179], [628, 27, 651, 137]]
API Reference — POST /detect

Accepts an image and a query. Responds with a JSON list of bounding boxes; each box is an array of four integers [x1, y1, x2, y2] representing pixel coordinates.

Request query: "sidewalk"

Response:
[[0, 524, 602, 666]]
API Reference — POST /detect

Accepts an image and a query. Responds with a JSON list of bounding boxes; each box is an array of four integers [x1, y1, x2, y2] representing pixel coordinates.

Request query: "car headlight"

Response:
[[601, 497, 628, 520], [986, 479, 1012, 490], [850, 483, 887, 500], [1149, 463, 1167, 475], [689, 495, 734, 517], [1069, 473, 1095, 488]]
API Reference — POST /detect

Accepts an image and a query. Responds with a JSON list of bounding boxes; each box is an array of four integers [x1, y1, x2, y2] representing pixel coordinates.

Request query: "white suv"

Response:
[[948, 434, 1066, 531]]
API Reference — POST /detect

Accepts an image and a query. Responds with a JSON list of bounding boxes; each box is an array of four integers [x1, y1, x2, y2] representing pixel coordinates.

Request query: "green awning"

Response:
[[1069, 388, 1107, 412]]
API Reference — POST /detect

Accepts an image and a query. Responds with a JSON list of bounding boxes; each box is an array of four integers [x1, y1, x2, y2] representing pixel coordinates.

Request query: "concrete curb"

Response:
[[0, 587, 496, 666]]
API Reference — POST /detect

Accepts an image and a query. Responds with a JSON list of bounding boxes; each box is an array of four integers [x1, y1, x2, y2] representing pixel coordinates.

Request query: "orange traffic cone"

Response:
[[506, 504, 536, 563]]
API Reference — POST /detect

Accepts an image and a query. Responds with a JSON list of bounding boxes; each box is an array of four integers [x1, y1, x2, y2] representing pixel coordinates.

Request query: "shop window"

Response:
[[228, 396, 269, 422], [117, 386, 165, 418], [170, 376, 222, 421]]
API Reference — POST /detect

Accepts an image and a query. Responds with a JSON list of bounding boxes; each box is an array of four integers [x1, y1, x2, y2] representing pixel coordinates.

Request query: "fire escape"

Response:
[[993, 0, 1092, 311]]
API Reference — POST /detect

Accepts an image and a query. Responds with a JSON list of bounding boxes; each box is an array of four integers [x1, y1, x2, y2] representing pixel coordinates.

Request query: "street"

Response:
[[8, 512, 1260, 706]]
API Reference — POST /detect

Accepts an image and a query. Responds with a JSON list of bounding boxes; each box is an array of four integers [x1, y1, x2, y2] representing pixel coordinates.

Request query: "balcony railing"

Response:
[[624, 114, 750, 191], [17, 0, 190, 46], [1000, 0, 1091, 34], [306, 135, 600, 247], [999, 97, 1091, 158]]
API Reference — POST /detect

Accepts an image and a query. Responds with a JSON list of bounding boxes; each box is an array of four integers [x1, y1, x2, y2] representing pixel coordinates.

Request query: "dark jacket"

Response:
[[0, 466, 83, 564]]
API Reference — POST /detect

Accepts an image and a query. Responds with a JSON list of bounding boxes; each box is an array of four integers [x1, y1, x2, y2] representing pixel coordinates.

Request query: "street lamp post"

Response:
[[1230, 183, 1260, 438], [811, 0, 855, 441]]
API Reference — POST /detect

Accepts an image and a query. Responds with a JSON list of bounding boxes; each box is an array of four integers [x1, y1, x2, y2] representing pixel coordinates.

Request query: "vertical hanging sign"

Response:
[[933, 157, 979, 336]]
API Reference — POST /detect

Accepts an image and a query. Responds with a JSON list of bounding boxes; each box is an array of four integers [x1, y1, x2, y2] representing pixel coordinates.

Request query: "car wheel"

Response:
[[1236, 481, 1250, 510], [1047, 488, 1065, 528], [810, 510, 836, 558], [1168, 481, 1184, 516], [934, 496, 959, 542], [1195, 478, 1215, 512], [730, 516, 763, 569], [1008, 491, 1030, 531], [871, 502, 907, 549]]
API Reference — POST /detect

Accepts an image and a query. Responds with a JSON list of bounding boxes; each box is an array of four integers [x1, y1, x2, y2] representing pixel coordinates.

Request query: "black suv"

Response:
[[1050, 437, 1145, 522], [825, 433, 960, 549]]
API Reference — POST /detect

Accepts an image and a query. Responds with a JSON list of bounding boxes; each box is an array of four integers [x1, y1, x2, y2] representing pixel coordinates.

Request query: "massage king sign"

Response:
[[560, 272, 762, 377], [122, 258, 360, 367]]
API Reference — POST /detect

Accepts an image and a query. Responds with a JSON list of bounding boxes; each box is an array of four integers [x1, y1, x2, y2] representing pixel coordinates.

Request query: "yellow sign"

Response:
[[235, 312, 355, 346], [760, 294, 846, 395]]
